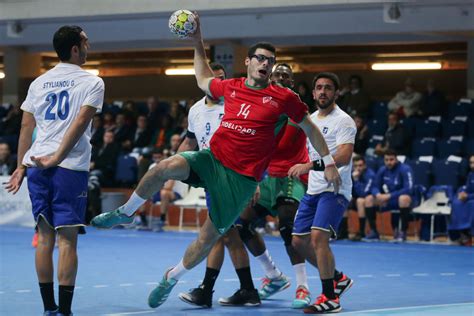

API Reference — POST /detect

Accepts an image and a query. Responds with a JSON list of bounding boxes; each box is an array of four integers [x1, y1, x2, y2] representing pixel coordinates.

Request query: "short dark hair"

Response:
[[209, 62, 226, 77], [53, 25, 83, 61], [353, 155, 365, 163], [274, 63, 292, 70], [349, 75, 363, 86], [384, 149, 398, 157], [312, 72, 340, 91], [247, 42, 276, 57]]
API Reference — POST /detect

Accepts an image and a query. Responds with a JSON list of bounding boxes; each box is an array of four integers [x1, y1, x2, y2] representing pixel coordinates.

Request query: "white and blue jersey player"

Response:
[[288, 73, 356, 313], [5, 25, 104, 316]]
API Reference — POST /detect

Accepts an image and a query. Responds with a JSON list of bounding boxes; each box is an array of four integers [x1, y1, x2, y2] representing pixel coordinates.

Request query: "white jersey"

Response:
[[307, 105, 356, 201], [187, 97, 224, 150], [21, 63, 104, 171]]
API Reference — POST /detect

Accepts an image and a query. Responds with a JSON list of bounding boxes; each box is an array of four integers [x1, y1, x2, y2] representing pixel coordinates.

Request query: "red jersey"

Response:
[[209, 78, 308, 181], [268, 119, 310, 184]]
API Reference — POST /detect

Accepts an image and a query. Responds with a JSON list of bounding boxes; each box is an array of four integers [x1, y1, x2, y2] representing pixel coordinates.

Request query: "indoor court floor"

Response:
[[0, 225, 473, 315]]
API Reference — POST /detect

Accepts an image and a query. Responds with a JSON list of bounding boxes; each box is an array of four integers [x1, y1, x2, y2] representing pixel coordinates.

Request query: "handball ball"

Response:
[[169, 10, 197, 39]]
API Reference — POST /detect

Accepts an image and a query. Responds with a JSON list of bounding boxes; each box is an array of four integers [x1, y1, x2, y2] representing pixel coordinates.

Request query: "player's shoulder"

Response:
[[366, 168, 376, 177], [188, 97, 206, 114], [399, 162, 412, 172]]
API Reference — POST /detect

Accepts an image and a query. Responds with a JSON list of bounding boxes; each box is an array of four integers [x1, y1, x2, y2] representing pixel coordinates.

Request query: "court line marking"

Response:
[[119, 283, 134, 287], [0, 291, 4, 294], [385, 274, 401, 277], [468, 272, 474, 276], [93, 285, 109, 288], [145, 282, 158, 285], [103, 311, 155, 316], [440, 273, 456, 276], [15, 290, 31, 293], [223, 278, 239, 282], [342, 302, 474, 314], [413, 273, 429, 276], [358, 274, 374, 278]]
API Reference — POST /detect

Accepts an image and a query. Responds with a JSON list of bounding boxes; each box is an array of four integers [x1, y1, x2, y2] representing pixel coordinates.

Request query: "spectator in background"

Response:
[[90, 114, 104, 147], [169, 101, 185, 129], [296, 81, 316, 113], [175, 116, 189, 140], [146, 96, 160, 133], [102, 112, 116, 131], [151, 115, 174, 149], [168, 133, 182, 156], [131, 115, 153, 148], [113, 112, 132, 144], [1, 103, 22, 136], [367, 150, 414, 242], [339, 75, 371, 118], [449, 155, 474, 246], [374, 112, 408, 156], [419, 79, 446, 118], [0, 142, 15, 175], [388, 78, 422, 118], [122, 100, 138, 126], [353, 115, 370, 156], [91, 130, 120, 187]]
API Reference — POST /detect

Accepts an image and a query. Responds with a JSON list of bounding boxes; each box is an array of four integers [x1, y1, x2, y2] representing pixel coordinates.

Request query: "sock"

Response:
[[321, 278, 336, 299], [167, 259, 189, 280], [58, 285, 74, 316], [120, 192, 147, 216], [293, 263, 308, 289], [366, 207, 378, 233], [160, 214, 166, 222], [359, 217, 366, 236], [334, 269, 343, 282], [338, 217, 348, 239], [139, 213, 148, 226], [201, 267, 219, 292], [236, 267, 255, 290], [39, 282, 57, 311], [400, 207, 411, 233], [256, 250, 281, 279]]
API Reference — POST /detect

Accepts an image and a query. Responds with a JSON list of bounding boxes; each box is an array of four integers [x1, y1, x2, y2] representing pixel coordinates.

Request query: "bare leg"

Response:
[[57, 227, 79, 286], [278, 204, 305, 265], [239, 206, 267, 256], [223, 226, 250, 269], [36, 219, 56, 283], [206, 238, 225, 270], [292, 234, 318, 268], [182, 216, 221, 269]]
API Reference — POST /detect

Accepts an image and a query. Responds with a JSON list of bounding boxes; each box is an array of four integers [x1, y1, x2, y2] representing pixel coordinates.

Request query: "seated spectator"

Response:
[[367, 149, 415, 242], [374, 112, 409, 156], [91, 130, 121, 187], [146, 96, 160, 133], [90, 114, 104, 147], [419, 79, 447, 118], [131, 115, 153, 148], [449, 155, 474, 246], [388, 78, 422, 118], [102, 112, 116, 131], [338, 75, 371, 118], [151, 115, 174, 148], [122, 100, 138, 126], [346, 156, 376, 241], [152, 178, 188, 232], [353, 115, 370, 156], [0, 142, 15, 175], [296, 81, 316, 113], [168, 133, 182, 156], [113, 112, 132, 144], [0, 103, 21, 136]]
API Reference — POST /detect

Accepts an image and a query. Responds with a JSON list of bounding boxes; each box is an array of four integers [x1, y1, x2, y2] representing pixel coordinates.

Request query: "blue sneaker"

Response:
[[362, 230, 380, 242], [57, 313, 73, 316], [43, 309, 58, 316], [258, 273, 290, 299], [292, 285, 311, 309], [148, 268, 178, 308], [90, 208, 133, 229]]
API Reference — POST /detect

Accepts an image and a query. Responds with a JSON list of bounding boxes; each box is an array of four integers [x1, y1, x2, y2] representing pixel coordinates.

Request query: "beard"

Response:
[[315, 95, 336, 109]]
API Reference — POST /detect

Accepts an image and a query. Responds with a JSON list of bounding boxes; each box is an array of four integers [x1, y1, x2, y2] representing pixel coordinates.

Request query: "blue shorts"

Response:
[[27, 167, 88, 233], [380, 194, 413, 212], [293, 192, 349, 236], [152, 191, 182, 203]]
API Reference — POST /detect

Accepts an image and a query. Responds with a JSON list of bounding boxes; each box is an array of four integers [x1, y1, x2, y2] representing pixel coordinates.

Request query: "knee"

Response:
[[398, 195, 411, 207], [278, 219, 294, 247], [237, 221, 256, 243], [356, 198, 365, 208], [311, 230, 330, 249], [291, 235, 306, 250], [365, 195, 374, 207]]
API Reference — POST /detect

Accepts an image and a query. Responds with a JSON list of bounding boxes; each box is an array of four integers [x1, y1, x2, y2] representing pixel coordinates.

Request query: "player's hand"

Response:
[[3, 167, 26, 194], [30, 155, 60, 169], [288, 163, 312, 178], [190, 11, 202, 42], [458, 191, 468, 202], [250, 185, 260, 206], [324, 165, 342, 194]]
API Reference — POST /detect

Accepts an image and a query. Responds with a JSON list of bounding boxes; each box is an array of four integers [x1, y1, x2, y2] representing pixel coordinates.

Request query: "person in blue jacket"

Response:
[[366, 149, 414, 242], [449, 155, 474, 246], [347, 155, 376, 241]]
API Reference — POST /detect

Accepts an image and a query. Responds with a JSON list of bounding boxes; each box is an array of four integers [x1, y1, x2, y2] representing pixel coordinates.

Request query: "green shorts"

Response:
[[179, 149, 258, 234], [257, 175, 306, 216]]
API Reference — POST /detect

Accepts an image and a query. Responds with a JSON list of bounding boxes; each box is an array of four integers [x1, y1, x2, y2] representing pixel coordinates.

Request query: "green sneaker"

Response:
[[258, 273, 290, 299], [90, 208, 133, 229], [292, 285, 311, 309], [148, 269, 178, 308]]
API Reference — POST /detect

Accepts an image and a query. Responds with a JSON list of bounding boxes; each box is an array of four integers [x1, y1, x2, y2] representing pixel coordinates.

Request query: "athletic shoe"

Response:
[[292, 285, 311, 309], [334, 273, 353, 297], [258, 273, 291, 299], [349, 233, 362, 242], [303, 294, 341, 314], [362, 230, 379, 242], [90, 208, 133, 229], [43, 309, 58, 316], [56, 313, 73, 316], [393, 231, 407, 243], [218, 288, 261, 306], [178, 285, 213, 308], [32, 232, 38, 248], [148, 268, 178, 308]]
